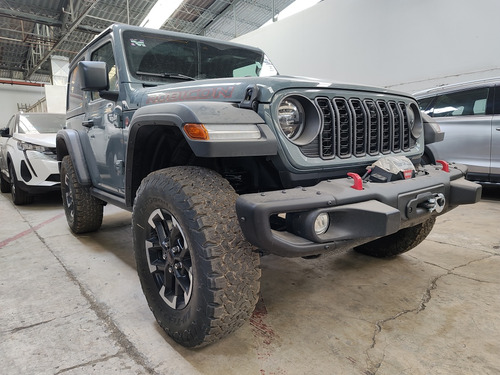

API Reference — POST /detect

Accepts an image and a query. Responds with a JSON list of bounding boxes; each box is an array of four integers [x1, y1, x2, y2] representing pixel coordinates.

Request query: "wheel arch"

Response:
[[56, 129, 92, 185], [125, 102, 277, 207], [125, 121, 194, 207]]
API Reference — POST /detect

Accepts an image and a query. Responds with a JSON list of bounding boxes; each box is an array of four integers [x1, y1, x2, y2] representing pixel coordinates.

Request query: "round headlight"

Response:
[[314, 212, 330, 235], [278, 97, 305, 140], [407, 103, 423, 138]]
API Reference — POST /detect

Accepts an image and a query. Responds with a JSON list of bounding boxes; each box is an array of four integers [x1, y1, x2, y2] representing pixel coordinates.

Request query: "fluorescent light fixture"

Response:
[[262, 0, 322, 27], [140, 0, 183, 29]]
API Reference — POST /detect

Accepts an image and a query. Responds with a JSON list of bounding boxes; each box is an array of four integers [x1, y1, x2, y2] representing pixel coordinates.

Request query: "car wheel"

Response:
[[9, 163, 32, 205], [61, 155, 104, 233], [132, 166, 261, 347], [354, 217, 436, 257]]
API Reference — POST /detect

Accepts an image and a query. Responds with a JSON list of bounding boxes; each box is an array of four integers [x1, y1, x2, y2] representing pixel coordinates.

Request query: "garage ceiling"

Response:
[[0, 0, 294, 83]]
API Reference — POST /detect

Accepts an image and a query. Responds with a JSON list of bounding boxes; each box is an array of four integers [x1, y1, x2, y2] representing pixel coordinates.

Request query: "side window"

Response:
[[417, 96, 434, 112], [7, 116, 15, 135], [67, 64, 84, 112], [428, 87, 489, 117], [91, 42, 118, 100]]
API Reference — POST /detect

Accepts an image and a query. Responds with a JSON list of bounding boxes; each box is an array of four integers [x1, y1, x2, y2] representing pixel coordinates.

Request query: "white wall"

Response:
[[45, 85, 67, 113], [0, 84, 46, 124], [234, 0, 500, 94]]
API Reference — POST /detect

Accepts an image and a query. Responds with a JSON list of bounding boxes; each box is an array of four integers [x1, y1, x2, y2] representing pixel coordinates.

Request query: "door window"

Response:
[[67, 64, 84, 112], [426, 87, 489, 117], [91, 42, 118, 100]]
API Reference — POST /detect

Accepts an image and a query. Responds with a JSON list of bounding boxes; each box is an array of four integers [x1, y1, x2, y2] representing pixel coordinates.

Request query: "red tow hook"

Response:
[[436, 160, 450, 172], [347, 172, 363, 190]]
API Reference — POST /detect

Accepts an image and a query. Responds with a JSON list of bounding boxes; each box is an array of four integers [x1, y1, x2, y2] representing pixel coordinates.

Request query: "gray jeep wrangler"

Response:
[[56, 24, 481, 348]]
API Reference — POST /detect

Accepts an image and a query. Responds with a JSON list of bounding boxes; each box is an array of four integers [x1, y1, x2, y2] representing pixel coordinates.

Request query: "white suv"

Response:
[[0, 112, 65, 204]]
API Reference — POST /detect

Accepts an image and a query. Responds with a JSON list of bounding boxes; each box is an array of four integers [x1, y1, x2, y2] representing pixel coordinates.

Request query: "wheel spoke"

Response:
[[163, 269, 175, 293], [146, 207, 193, 310], [152, 217, 168, 245]]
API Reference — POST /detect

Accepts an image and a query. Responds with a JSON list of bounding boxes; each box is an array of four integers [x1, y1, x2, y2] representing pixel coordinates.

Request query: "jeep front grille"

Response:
[[308, 97, 412, 159]]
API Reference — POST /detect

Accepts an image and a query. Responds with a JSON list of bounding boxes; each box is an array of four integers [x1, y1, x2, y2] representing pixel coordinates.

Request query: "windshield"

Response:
[[123, 30, 278, 83], [17, 114, 66, 134]]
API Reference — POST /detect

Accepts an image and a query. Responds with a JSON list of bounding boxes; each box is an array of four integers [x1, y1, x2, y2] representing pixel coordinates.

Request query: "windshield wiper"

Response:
[[135, 71, 195, 81]]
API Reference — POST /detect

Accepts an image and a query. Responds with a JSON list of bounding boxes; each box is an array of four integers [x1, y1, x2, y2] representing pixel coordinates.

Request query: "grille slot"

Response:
[[316, 98, 335, 159], [310, 97, 413, 159], [334, 98, 352, 158]]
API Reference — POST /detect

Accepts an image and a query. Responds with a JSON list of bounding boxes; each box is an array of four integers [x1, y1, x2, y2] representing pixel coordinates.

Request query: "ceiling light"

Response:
[[140, 0, 183, 29]]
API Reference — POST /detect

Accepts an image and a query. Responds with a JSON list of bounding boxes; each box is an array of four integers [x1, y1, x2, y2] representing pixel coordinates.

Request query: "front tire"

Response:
[[60, 155, 103, 233], [133, 166, 260, 347], [354, 217, 436, 258], [9, 163, 32, 205]]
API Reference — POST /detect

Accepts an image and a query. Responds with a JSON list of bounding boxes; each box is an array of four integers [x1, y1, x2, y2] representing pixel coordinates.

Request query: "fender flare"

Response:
[[124, 101, 278, 207], [127, 101, 277, 158], [56, 129, 92, 185]]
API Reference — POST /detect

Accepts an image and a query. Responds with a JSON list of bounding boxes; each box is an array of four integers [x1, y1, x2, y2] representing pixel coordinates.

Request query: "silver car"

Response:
[[415, 77, 500, 183]]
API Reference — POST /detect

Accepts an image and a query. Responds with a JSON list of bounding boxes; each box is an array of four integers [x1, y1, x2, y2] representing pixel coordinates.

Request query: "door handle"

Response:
[[496, 127, 500, 131], [82, 119, 94, 128]]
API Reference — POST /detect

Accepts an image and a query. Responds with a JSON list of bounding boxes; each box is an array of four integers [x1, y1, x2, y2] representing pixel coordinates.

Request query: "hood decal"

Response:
[[146, 86, 235, 105]]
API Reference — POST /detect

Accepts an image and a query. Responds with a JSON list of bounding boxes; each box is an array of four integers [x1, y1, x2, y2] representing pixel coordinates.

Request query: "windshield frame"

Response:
[[122, 30, 278, 84]]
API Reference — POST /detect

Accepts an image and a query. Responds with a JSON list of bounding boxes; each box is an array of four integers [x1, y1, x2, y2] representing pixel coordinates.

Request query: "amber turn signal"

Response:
[[184, 123, 209, 140]]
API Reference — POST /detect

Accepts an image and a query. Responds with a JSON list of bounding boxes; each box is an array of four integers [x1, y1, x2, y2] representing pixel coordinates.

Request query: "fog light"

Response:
[[314, 212, 330, 235]]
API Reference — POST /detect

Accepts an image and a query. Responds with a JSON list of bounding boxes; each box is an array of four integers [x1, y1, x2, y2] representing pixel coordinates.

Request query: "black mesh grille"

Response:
[[316, 98, 335, 159], [399, 102, 411, 151], [312, 97, 412, 159], [364, 99, 380, 156], [334, 98, 351, 158]]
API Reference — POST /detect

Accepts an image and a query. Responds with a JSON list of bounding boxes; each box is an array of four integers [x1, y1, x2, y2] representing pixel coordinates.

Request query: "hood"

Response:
[[13, 133, 56, 148], [133, 76, 414, 107]]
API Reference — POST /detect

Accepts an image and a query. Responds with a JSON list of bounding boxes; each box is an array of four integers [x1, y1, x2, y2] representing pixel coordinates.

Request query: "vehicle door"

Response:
[[84, 40, 125, 192], [491, 85, 500, 182], [0, 115, 15, 176], [426, 86, 492, 178]]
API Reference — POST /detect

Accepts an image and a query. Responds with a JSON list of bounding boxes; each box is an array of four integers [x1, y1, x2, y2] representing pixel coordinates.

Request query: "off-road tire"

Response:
[[0, 173, 10, 193], [132, 166, 261, 348], [61, 155, 103, 233], [354, 217, 436, 258], [9, 163, 32, 205]]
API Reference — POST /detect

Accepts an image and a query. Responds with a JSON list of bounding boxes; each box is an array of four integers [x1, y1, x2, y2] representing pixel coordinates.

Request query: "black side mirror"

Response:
[[79, 61, 109, 91], [78, 61, 119, 101], [0, 127, 10, 137]]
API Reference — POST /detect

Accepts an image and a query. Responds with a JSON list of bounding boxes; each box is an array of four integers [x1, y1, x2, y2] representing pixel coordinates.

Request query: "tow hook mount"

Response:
[[407, 192, 446, 219]]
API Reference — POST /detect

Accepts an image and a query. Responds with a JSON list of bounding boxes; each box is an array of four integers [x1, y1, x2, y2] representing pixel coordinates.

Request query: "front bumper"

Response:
[[236, 163, 481, 257], [17, 151, 60, 193]]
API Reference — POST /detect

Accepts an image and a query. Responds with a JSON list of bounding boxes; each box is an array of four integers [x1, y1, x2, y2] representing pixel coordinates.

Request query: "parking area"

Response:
[[1, 187, 499, 375]]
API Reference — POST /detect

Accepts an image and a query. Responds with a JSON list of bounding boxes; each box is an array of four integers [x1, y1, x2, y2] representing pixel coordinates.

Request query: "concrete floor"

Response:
[[1, 187, 499, 375]]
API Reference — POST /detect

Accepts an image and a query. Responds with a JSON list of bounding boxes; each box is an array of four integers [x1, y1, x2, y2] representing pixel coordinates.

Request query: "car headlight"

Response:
[[276, 95, 321, 146], [278, 97, 305, 140], [407, 103, 423, 139], [17, 141, 55, 156]]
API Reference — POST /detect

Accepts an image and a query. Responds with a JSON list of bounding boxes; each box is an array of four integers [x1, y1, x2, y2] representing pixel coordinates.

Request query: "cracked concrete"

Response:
[[1, 187, 499, 375]]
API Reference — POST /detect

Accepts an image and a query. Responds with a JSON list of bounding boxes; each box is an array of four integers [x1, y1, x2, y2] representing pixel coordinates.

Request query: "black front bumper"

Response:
[[236, 163, 481, 257]]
